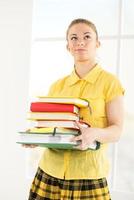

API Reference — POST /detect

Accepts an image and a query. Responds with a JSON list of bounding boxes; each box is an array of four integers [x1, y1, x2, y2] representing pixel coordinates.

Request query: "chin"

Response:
[[76, 58, 89, 62]]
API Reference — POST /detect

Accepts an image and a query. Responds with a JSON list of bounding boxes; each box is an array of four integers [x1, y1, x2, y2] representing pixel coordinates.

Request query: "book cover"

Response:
[[30, 102, 79, 113], [37, 97, 89, 108], [33, 120, 89, 129], [27, 127, 79, 135], [17, 132, 100, 150], [28, 112, 79, 121]]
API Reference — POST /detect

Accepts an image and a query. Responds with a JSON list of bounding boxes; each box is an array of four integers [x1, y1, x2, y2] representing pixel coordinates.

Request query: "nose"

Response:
[[77, 39, 85, 47]]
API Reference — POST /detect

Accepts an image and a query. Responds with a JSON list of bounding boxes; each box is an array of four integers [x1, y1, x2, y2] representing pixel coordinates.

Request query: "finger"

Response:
[[70, 135, 82, 142], [22, 144, 38, 148], [73, 143, 88, 151], [22, 144, 28, 147], [73, 145, 81, 150], [70, 136, 75, 142], [79, 120, 89, 128], [79, 141, 89, 150], [22, 144, 29, 148], [80, 144, 88, 150], [30, 144, 38, 148], [75, 121, 85, 131]]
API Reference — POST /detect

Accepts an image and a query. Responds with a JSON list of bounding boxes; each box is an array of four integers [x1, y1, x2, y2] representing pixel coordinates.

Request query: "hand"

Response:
[[71, 121, 98, 150], [22, 144, 38, 148]]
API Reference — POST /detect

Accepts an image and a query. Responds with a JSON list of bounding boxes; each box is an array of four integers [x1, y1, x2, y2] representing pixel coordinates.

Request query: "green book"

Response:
[[17, 130, 100, 150]]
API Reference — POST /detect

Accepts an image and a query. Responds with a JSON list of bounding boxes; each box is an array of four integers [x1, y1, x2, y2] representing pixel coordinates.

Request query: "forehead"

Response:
[[68, 23, 95, 35]]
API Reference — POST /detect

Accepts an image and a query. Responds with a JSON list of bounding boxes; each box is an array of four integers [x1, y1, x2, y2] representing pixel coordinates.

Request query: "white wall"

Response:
[[111, 191, 134, 200], [0, 0, 33, 199]]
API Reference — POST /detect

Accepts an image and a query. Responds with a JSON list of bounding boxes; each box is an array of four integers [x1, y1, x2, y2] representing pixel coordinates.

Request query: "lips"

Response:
[[75, 49, 86, 52]]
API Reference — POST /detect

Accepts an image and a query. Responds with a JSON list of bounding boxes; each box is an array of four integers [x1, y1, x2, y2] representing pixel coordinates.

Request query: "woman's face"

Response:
[[67, 23, 100, 62]]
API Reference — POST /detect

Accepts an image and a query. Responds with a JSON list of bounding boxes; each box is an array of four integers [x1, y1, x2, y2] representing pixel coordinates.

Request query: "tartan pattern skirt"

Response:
[[28, 167, 111, 200]]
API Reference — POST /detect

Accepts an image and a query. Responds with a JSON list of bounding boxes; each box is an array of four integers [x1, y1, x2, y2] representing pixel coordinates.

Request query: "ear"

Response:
[[96, 40, 100, 48], [66, 44, 70, 51]]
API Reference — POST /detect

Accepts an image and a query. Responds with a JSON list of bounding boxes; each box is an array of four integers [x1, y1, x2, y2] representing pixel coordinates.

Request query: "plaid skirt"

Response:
[[28, 167, 111, 200]]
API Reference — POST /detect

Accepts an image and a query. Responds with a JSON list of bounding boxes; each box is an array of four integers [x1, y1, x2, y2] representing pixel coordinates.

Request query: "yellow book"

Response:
[[37, 96, 89, 108], [29, 127, 79, 134]]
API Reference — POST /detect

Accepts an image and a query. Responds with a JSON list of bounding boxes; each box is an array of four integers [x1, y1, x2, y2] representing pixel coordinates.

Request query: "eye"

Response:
[[84, 35, 91, 40], [71, 36, 78, 41]]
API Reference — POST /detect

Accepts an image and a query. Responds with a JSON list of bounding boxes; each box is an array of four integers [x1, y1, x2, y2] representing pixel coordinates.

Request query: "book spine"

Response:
[[30, 102, 79, 113], [28, 112, 79, 121], [36, 120, 78, 129]]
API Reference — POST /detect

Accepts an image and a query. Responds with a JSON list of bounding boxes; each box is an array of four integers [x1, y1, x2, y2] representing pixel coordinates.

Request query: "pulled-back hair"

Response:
[[66, 18, 98, 41]]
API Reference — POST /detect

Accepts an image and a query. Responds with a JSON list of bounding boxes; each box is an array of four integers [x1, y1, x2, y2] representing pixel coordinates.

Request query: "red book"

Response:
[[30, 102, 79, 113]]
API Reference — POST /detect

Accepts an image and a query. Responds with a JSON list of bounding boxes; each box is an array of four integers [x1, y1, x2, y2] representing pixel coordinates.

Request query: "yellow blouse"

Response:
[[39, 64, 124, 179]]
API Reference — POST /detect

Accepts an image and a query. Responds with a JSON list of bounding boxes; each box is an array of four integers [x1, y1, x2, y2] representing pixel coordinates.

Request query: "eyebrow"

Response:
[[70, 34, 77, 37], [84, 32, 91, 35], [70, 32, 91, 36]]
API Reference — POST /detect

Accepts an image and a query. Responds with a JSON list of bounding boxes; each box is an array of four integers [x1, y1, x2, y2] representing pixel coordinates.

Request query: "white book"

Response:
[[28, 112, 79, 121], [33, 120, 89, 129], [17, 133, 76, 144]]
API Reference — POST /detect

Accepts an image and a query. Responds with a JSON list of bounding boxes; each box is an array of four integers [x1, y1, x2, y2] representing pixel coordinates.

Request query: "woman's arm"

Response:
[[97, 95, 124, 143], [71, 96, 124, 150]]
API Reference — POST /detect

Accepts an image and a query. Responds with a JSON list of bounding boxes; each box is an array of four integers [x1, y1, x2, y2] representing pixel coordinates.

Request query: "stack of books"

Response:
[[17, 97, 100, 150]]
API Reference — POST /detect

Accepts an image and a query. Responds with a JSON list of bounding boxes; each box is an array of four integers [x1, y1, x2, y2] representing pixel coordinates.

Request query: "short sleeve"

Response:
[[105, 76, 125, 103], [47, 78, 63, 97], [47, 82, 57, 96]]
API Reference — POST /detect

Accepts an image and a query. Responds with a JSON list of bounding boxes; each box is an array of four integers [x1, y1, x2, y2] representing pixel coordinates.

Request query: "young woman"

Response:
[[27, 18, 124, 200]]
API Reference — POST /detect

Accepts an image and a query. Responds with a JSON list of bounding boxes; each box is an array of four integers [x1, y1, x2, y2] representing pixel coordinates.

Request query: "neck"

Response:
[[74, 60, 97, 78]]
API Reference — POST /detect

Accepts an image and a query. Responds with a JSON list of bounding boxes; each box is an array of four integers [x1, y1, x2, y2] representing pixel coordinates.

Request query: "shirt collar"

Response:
[[67, 64, 103, 86]]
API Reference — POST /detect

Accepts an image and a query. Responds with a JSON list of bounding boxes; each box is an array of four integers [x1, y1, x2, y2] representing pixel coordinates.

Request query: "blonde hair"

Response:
[[66, 18, 98, 41]]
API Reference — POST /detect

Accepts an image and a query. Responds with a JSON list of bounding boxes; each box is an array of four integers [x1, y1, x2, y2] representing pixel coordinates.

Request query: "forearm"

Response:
[[72, 122, 123, 150], [74, 96, 124, 149], [95, 125, 123, 143]]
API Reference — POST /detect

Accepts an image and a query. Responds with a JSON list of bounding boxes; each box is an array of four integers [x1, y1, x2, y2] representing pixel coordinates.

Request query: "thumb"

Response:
[[75, 121, 85, 131]]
